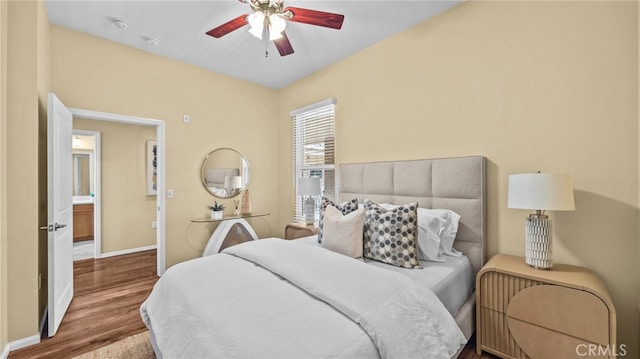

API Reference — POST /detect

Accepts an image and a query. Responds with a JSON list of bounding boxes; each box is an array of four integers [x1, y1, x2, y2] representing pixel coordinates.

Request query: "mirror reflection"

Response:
[[72, 134, 96, 203], [73, 153, 91, 196], [201, 148, 250, 199]]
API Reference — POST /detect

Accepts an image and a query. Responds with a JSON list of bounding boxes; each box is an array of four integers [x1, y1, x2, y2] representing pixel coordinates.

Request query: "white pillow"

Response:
[[321, 205, 365, 258], [418, 208, 462, 259], [416, 210, 446, 262]]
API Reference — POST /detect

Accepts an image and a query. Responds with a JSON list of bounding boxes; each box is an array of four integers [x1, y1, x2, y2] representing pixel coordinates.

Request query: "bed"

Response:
[[141, 155, 486, 358]]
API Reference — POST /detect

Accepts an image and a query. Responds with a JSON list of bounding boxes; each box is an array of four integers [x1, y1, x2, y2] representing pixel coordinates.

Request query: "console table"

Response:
[[191, 212, 270, 223]]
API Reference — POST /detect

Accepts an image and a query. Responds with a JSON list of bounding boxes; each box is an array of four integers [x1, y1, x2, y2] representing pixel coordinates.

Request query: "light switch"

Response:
[[167, 189, 174, 198]]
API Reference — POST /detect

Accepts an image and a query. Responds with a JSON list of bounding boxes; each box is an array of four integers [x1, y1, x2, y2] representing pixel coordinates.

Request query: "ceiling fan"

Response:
[[205, 0, 345, 57]]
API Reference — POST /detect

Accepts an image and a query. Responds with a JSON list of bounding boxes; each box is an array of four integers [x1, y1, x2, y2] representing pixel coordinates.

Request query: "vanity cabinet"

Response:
[[73, 203, 94, 242]]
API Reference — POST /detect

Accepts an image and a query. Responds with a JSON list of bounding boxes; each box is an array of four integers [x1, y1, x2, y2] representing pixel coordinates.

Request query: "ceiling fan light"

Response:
[[247, 12, 265, 39], [268, 14, 286, 34], [248, 25, 263, 39], [269, 30, 283, 41], [247, 12, 264, 28]]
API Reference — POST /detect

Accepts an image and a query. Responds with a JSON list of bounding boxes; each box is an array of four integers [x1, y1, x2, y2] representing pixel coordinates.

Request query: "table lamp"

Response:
[[508, 172, 575, 269], [297, 177, 321, 224], [224, 175, 243, 197]]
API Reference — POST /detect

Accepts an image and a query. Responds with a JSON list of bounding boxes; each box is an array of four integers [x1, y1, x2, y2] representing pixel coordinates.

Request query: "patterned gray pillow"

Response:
[[363, 200, 422, 269], [318, 197, 359, 243]]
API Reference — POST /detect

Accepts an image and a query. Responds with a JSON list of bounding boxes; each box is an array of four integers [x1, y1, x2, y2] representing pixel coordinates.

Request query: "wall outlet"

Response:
[[152, 221, 158, 229]]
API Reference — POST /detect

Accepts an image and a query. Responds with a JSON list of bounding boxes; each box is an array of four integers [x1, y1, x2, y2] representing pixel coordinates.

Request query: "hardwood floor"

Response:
[[458, 334, 500, 359], [8, 250, 158, 359], [7, 248, 496, 359]]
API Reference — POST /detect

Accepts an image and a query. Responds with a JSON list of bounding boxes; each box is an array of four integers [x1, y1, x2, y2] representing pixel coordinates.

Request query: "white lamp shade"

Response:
[[508, 173, 575, 211], [229, 176, 242, 189], [297, 177, 321, 196]]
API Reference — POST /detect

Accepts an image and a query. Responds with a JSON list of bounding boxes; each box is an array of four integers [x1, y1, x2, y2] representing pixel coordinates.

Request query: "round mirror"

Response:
[[200, 148, 250, 199]]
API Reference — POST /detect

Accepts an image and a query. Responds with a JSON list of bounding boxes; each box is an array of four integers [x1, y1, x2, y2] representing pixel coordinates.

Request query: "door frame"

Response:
[[71, 129, 101, 259], [69, 108, 166, 275]]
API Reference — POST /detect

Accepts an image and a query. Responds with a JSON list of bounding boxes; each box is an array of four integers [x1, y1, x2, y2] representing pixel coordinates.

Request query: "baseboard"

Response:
[[1, 342, 9, 359], [100, 245, 157, 259], [8, 334, 40, 352]]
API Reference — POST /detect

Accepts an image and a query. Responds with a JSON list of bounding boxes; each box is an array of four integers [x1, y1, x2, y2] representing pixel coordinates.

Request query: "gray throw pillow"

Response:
[[363, 199, 422, 269]]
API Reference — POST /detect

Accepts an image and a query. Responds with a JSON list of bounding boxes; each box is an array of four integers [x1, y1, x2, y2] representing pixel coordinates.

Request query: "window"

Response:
[[292, 98, 336, 222]]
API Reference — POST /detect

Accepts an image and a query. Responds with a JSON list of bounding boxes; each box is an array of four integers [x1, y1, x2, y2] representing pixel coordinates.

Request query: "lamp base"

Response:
[[525, 215, 552, 269], [303, 197, 316, 225]]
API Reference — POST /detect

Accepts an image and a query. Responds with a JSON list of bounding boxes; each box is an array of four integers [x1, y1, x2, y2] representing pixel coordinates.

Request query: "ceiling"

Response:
[[45, 1, 461, 89]]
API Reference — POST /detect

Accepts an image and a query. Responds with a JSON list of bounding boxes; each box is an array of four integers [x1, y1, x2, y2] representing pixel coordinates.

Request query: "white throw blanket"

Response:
[[141, 239, 465, 359]]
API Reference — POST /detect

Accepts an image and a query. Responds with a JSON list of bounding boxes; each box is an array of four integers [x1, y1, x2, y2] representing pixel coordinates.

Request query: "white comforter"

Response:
[[140, 238, 466, 359]]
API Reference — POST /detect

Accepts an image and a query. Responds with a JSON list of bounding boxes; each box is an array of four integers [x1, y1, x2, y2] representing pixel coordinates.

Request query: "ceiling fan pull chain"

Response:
[[264, 31, 269, 57]]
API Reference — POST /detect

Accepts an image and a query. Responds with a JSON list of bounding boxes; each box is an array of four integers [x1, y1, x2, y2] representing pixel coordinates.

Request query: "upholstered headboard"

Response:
[[339, 156, 487, 277]]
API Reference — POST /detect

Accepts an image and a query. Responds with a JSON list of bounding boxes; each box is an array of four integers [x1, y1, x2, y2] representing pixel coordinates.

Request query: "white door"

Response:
[[47, 93, 74, 336]]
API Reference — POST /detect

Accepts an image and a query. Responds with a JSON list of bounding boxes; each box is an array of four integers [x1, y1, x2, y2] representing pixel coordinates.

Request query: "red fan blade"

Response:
[[274, 31, 294, 56], [206, 14, 249, 38], [284, 7, 344, 30]]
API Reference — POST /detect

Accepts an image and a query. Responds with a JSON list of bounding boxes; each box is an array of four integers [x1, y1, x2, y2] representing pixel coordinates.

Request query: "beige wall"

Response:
[[0, 0, 8, 354], [50, 26, 280, 266], [6, 0, 49, 342], [277, 1, 639, 356], [73, 119, 156, 253]]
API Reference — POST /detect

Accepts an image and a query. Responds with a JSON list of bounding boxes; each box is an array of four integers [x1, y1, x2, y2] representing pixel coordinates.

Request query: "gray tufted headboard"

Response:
[[338, 156, 487, 277]]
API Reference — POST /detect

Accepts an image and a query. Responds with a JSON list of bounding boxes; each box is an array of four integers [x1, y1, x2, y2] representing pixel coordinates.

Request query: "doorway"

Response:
[[67, 107, 166, 276], [45, 95, 167, 339], [71, 130, 100, 261]]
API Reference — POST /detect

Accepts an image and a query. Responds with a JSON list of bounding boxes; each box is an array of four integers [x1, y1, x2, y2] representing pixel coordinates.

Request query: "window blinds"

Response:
[[292, 99, 336, 222]]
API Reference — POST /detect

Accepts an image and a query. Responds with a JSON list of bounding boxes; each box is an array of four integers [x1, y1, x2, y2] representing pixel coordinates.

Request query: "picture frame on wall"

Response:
[[147, 140, 158, 196]]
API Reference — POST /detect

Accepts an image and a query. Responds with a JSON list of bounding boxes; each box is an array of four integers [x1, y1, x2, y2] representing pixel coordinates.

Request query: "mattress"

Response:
[[297, 235, 474, 316]]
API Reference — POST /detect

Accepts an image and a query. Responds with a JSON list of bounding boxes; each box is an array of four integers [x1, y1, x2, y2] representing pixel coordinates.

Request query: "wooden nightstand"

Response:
[[476, 254, 616, 358], [284, 222, 318, 240]]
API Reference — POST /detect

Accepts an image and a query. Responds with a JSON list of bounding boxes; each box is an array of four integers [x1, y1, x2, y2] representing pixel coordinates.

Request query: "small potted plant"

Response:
[[208, 201, 225, 220]]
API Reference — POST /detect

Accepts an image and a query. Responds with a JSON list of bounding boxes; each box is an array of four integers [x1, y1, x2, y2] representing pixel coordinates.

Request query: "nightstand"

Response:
[[476, 254, 616, 358], [284, 222, 318, 240]]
